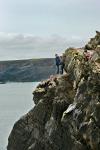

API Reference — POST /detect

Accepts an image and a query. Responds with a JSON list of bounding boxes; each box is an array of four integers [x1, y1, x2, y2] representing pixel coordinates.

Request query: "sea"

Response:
[[0, 82, 39, 150]]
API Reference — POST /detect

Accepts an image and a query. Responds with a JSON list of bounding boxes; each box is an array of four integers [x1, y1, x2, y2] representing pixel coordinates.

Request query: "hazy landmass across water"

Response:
[[0, 58, 55, 83]]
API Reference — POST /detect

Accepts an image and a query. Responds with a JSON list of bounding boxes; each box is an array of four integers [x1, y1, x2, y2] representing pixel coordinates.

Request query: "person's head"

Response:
[[55, 54, 58, 57], [60, 55, 63, 59]]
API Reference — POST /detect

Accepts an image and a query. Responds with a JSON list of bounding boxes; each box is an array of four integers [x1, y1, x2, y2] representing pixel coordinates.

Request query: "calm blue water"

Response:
[[0, 82, 39, 150]]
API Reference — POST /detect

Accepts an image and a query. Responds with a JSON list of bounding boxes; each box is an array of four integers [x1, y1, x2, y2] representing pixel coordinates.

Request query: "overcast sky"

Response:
[[0, 0, 100, 60]]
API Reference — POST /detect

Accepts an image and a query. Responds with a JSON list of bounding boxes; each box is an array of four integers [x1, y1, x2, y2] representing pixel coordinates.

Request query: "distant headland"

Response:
[[0, 58, 55, 83]]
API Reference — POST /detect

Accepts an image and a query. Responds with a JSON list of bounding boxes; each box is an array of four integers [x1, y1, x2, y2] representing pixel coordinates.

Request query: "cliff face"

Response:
[[0, 58, 55, 82], [7, 32, 100, 150]]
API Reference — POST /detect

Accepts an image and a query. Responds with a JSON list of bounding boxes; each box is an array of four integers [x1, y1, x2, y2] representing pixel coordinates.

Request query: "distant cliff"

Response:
[[0, 58, 55, 82]]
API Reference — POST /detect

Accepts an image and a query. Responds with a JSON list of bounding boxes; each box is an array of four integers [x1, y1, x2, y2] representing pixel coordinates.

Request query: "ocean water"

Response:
[[0, 82, 39, 150]]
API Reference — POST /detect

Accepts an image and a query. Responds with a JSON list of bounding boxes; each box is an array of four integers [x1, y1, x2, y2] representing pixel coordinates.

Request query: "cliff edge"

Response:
[[7, 32, 100, 150]]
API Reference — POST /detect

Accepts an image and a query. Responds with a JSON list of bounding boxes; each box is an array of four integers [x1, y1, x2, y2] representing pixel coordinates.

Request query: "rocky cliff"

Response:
[[0, 58, 55, 82], [7, 32, 100, 150]]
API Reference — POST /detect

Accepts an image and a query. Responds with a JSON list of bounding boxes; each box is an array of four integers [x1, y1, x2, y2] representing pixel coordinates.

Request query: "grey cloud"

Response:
[[0, 32, 87, 60]]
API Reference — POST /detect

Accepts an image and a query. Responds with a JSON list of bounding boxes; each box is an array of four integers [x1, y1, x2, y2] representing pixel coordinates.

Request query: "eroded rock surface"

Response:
[[7, 32, 100, 150]]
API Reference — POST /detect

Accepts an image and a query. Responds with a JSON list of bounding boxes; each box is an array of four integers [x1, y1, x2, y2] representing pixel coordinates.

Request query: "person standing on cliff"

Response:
[[55, 54, 61, 74], [60, 55, 65, 74]]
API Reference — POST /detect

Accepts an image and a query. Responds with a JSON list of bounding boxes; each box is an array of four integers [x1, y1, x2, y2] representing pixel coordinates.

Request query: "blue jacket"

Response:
[[55, 56, 60, 66]]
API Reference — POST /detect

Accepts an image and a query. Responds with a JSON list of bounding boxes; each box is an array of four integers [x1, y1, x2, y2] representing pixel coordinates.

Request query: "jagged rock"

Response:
[[63, 103, 76, 115], [85, 31, 100, 50], [7, 32, 100, 150]]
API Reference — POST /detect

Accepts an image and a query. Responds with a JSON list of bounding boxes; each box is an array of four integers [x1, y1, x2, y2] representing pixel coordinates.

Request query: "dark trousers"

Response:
[[56, 65, 60, 74], [60, 64, 65, 74]]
